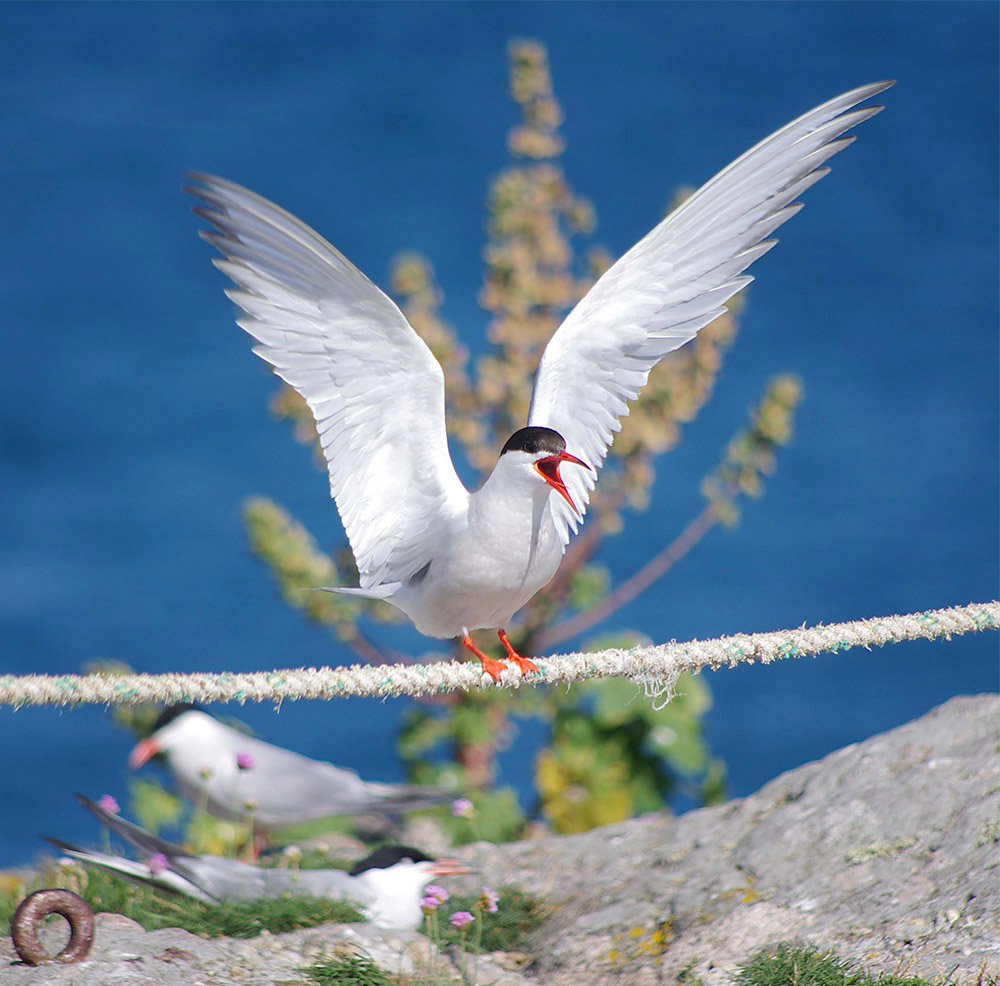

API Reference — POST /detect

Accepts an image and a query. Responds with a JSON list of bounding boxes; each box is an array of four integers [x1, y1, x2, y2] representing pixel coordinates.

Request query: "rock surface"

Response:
[[4, 694, 997, 985], [467, 693, 999, 986]]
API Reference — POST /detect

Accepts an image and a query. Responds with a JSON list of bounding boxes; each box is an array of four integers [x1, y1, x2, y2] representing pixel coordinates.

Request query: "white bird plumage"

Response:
[[187, 81, 892, 679], [128, 705, 451, 831]]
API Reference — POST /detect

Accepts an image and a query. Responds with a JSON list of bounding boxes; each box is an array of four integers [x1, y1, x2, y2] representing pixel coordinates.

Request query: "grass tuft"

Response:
[[734, 943, 935, 986], [304, 953, 399, 986]]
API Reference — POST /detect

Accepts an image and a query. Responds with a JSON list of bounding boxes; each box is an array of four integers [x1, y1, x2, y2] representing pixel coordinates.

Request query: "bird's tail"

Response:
[[42, 837, 212, 902], [364, 784, 456, 814], [46, 837, 149, 880], [312, 582, 402, 600]]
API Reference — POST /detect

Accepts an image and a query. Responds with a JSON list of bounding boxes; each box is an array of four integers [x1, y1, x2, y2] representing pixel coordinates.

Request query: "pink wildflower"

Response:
[[424, 884, 449, 905], [449, 910, 475, 929], [97, 794, 120, 814], [236, 752, 254, 770], [148, 852, 169, 877], [478, 885, 500, 913], [452, 797, 476, 819]]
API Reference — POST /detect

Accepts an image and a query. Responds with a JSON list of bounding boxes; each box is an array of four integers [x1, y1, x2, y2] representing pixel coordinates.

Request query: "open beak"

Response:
[[429, 857, 474, 877], [535, 450, 591, 517], [127, 737, 160, 770]]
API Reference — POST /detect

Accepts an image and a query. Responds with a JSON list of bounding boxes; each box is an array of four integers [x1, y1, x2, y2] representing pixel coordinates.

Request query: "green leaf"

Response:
[[128, 778, 183, 836]]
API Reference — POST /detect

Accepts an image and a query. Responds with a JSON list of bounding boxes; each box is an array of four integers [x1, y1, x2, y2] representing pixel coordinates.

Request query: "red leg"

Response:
[[462, 633, 506, 683], [498, 629, 539, 676]]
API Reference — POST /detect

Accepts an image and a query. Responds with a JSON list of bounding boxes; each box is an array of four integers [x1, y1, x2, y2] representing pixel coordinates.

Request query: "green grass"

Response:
[[0, 866, 363, 939], [734, 944, 935, 986], [304, 953, 399, 986]]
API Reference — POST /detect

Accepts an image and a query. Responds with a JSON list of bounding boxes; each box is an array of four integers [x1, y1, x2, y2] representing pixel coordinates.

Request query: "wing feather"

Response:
[[188, 174, 468, 587], [528, 82, 892, 545]]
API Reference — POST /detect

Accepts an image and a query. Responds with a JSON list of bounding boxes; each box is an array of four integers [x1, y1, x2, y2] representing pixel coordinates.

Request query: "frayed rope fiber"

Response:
[[2, 601, 996, 709]]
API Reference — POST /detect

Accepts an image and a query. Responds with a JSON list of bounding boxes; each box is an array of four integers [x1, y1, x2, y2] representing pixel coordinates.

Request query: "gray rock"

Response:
[[1, 913, 462, 986], [4, 695, 996, 986], [462, 693, 999, 985]]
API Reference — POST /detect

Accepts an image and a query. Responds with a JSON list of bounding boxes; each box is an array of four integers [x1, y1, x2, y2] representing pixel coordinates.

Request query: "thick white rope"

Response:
[[1, 601, 995, 709]]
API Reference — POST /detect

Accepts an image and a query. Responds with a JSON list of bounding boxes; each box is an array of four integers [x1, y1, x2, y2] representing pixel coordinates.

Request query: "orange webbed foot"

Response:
[[498, 629, 539, 676], [461, 633, 506, 683]]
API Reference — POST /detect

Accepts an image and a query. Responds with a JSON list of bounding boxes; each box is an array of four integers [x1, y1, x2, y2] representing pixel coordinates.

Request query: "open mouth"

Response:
[[535, 451, 589, 516]]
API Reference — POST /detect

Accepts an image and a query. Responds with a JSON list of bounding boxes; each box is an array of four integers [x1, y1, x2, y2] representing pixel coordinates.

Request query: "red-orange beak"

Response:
[[535, 451, 590, 517], [128, 737, 160, 770], [428, 857, 474, 877]]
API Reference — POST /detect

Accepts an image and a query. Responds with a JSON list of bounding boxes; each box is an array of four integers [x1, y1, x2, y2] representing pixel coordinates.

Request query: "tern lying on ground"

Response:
[[48, 794, 469, 931]]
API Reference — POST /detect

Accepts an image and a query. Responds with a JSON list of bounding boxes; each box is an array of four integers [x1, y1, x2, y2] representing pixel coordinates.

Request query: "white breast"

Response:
[[386, 466, 566, 639]]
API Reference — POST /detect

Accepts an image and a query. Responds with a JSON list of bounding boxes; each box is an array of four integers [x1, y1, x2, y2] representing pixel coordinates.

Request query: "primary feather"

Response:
[[528, 81, 893, 546], [188, 174, 468, 590]]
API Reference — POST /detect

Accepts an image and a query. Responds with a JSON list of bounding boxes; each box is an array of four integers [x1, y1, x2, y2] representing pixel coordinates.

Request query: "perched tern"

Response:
[[128, 705, 451, 831], [49, 795, 468, 930], [187, 82, 891, 680]]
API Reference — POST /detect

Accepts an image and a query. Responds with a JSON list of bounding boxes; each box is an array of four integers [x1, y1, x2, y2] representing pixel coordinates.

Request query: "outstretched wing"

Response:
[[528, 81, 893, 545], [187, 174, 469, 588]]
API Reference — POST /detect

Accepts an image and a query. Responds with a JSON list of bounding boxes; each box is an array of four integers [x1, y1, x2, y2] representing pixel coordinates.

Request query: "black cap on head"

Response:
[[501, 426, 566, 457], [150, 703, 203, 735], [349, 845, 433, 875]]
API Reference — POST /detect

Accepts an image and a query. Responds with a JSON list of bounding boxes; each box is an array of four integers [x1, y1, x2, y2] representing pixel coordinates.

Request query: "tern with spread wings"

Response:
[[188, 82, 891, 680]]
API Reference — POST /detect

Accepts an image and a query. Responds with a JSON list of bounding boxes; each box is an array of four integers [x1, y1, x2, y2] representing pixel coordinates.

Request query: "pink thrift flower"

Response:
[[479, 885, 500, 913], [97, 794, 120, 814], [449, 910, 475, 929], [452, 797, 476, 819], [424, 884, 449, 905], [420, 895, 440, 911], [236, 752, 254, 771], [148, 852, 169, 877]]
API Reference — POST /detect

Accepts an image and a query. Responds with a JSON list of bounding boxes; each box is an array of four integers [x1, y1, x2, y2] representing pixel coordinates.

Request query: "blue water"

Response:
[[0, 3, 996, 867]]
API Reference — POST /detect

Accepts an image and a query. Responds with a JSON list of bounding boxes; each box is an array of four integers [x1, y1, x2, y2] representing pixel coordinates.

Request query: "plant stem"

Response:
[[536, 500, 720, 649], [474, 912, 482, 984]]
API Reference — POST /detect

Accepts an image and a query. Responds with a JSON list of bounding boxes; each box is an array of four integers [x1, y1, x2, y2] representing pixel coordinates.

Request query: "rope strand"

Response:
[[1, 601, 995, 709]]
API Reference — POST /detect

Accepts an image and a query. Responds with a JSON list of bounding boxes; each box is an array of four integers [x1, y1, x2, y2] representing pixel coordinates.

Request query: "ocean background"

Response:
[[0, 2, 996, 867]]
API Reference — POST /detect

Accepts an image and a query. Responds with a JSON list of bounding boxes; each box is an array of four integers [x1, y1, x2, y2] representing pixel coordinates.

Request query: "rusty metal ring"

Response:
[[11, 888, 95, 965]]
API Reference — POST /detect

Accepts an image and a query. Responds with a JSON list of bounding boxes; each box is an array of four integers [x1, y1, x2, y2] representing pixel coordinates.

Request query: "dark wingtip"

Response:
[[43, 835, 80, 853], [76, 792, 114, 824]]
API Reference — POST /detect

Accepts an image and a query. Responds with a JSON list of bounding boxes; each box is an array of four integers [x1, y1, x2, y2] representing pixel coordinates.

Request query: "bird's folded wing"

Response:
[[527, 81, 893, 547], [187, 174, 468, 588]]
